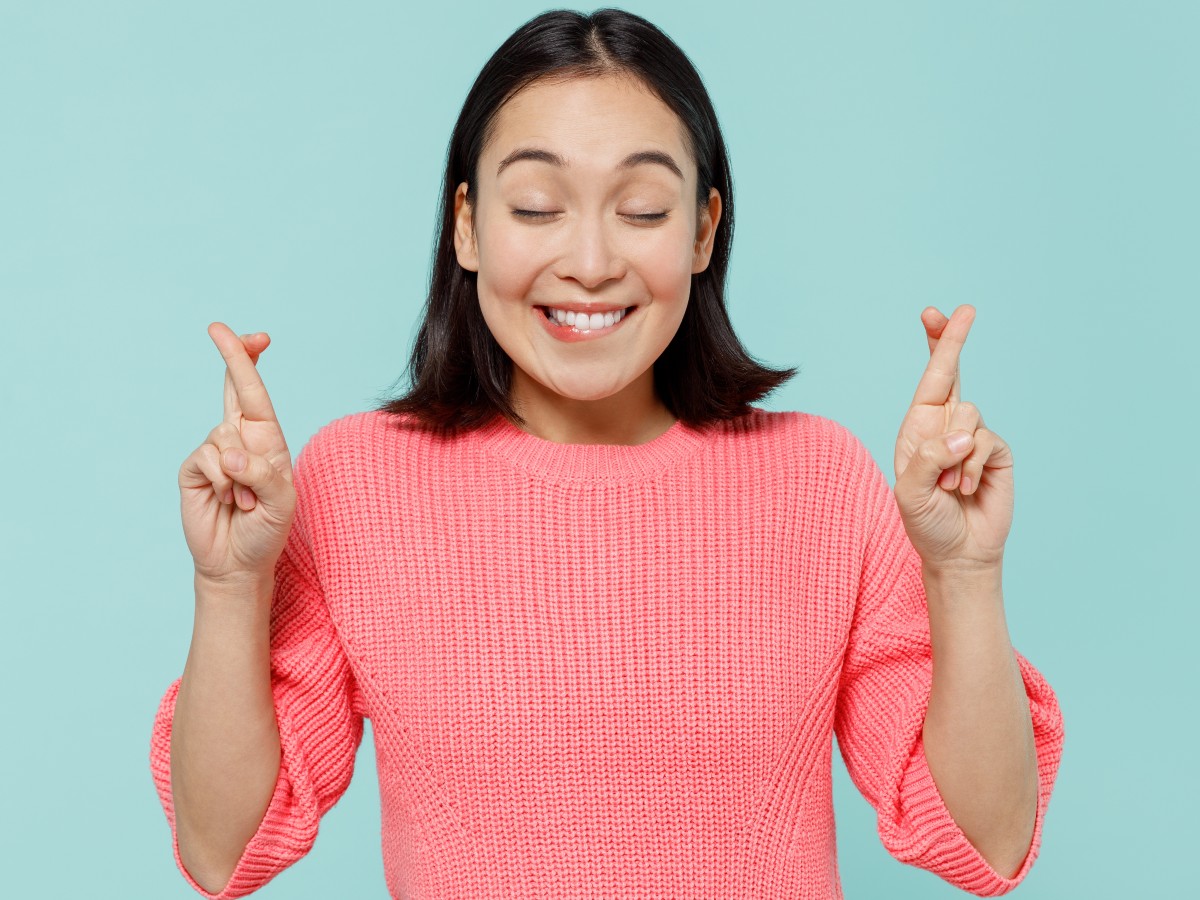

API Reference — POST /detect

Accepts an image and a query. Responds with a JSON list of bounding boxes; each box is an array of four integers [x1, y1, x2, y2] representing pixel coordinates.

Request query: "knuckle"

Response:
[[215, 423, 246, 447], [182, 444, 226, 486], [197, 443, 220, 466]]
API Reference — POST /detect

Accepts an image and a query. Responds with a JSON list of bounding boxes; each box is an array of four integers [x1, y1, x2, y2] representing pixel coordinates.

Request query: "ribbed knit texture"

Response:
[[150, 407, 1064, 899]]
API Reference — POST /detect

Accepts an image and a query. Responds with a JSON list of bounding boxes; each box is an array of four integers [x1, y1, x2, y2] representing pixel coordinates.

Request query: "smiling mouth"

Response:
[[538, 305, 638, 331]]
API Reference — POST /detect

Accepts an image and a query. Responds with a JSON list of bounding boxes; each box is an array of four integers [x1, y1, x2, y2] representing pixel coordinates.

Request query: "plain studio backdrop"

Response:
[[1, 1, 1195, 897]]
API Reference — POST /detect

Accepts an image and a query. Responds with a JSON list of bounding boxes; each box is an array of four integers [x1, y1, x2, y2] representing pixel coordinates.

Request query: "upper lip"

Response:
[[539, 302, 633, 314]]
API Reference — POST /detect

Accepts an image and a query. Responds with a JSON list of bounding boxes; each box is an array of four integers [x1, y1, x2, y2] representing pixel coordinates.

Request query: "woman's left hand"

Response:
[[893, 304, 1014, 572]]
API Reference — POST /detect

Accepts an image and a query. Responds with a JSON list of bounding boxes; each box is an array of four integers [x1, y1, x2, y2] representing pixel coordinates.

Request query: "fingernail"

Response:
[[223, 448, 246, 471], [946, 431, 972, 453]]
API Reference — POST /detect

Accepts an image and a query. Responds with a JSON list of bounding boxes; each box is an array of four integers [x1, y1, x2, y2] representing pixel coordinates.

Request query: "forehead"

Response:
[[485, 75, 692, 181]]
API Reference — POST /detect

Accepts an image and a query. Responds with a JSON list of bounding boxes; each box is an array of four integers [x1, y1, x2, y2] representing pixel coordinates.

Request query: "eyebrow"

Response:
[[496, 147, 684, 180]]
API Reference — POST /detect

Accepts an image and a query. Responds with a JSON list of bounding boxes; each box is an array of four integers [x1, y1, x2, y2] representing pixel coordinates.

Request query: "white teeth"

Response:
[[545, 307, 628, 331]]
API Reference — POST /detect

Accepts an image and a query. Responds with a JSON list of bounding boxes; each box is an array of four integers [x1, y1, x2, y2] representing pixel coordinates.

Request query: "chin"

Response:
[[549, 385, 629, 404], [539, 373, 633, 404]]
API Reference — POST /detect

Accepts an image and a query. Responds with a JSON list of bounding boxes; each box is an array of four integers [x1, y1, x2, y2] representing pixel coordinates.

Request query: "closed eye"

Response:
[[511, 210, 669, 222]]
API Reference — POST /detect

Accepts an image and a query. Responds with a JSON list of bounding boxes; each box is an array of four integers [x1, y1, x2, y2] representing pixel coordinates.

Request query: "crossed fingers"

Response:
[[918, 305, 992, 495], [209, 323, 276, 425], [914, 304, 973, 409]]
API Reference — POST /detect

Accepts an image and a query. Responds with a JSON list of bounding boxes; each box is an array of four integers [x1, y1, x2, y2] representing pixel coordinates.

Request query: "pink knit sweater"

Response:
[[150, 407, 1064, 899]]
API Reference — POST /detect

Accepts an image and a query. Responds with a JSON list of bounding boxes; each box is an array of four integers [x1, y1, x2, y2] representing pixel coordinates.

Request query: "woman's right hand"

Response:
[[178, 323, 298, 587]]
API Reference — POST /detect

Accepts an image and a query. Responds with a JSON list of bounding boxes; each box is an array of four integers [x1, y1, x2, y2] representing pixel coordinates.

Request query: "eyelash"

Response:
[[512, 210, 668, 222]]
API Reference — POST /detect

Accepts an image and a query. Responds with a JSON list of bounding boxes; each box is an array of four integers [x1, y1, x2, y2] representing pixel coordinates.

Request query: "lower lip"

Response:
[[535, 306, 638, 343]]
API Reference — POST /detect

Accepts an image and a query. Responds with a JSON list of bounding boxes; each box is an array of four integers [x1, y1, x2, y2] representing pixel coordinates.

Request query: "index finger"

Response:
[[911, 304, 973, 407], [208, 322, 280, 425], [920, 307, 961, 404], [221, 333, 269, 424]]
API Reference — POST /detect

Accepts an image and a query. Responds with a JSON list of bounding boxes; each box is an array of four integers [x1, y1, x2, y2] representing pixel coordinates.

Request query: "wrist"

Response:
[[922, 556, 1003, 588], [194, 567, 276, 601]]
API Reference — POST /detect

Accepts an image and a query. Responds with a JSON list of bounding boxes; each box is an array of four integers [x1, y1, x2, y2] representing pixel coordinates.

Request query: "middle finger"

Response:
[[222, 336, 265, 423], [922, 306, 950, 356], [922, 308, 964, 406], [212, 326, 269, 424], [912, 304, 974, 408]]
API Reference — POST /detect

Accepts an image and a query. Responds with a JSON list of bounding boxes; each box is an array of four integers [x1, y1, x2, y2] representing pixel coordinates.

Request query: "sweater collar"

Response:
[[470, 412, 715, 483]]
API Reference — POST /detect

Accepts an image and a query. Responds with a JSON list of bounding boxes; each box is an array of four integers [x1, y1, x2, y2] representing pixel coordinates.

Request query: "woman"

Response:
[[153, 9, 1063, 898]]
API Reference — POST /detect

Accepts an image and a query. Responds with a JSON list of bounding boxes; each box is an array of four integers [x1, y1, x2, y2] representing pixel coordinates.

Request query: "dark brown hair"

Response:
[[374, 7, 796, 433]]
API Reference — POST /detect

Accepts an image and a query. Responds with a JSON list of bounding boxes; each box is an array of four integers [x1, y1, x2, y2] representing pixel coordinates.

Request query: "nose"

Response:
[[554, 215, 627, 289]]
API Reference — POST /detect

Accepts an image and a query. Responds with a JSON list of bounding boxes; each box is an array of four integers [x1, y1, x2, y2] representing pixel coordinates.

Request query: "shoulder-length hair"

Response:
[[375, 7, 796, 433]]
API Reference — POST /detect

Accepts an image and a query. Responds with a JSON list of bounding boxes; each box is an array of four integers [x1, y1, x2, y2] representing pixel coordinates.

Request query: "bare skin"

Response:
[[452, 74, 721, 445], [893, 304, 1038, 878], [171, 324, 297, 893]]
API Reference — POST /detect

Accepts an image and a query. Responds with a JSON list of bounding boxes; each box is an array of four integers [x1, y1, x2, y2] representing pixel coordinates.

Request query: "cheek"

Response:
[[634, 227, 696, 298], [478, 234, 540, 302]]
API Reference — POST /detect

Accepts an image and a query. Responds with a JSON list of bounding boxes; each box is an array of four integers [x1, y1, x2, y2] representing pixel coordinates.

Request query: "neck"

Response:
[[508, 368, 677, 446]]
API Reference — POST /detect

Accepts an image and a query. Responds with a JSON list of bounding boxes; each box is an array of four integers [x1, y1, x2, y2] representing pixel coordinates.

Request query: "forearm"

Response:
[[920, 563, 1038, 879], [171, 572, 283, 893]]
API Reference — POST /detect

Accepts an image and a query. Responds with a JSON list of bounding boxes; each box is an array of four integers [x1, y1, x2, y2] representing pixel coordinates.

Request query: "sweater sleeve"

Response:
[[832, 445, 1064, 897], [148, 450, 366, 899]]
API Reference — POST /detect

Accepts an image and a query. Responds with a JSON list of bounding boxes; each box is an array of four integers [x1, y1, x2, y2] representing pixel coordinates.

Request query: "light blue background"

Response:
[[1, 1, 1195, 896]]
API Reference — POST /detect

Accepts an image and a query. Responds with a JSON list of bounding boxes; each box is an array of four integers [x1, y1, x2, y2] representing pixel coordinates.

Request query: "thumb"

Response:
[[221, 447, 292, 515], [897, 430, 974, 498]]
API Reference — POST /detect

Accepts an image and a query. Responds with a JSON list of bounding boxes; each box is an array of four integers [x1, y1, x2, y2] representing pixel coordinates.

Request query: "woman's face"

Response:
[[453, 74, 721, 419]]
